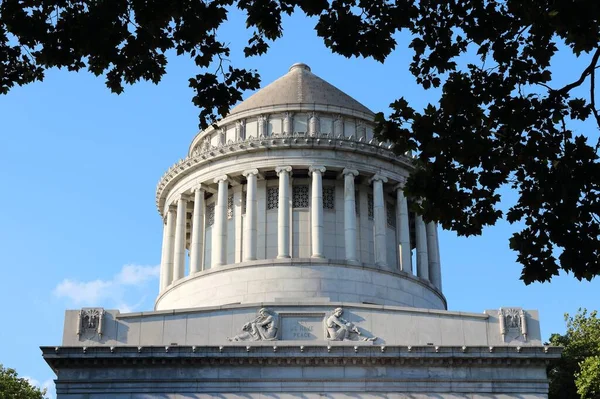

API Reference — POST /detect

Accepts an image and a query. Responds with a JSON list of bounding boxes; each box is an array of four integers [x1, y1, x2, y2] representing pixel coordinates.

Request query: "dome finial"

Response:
[[289, 63, 311, 72]]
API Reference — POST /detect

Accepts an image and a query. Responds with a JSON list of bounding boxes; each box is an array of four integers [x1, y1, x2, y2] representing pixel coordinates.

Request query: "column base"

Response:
[[311, 254, 325, 259], [244, 257, 258, 261], [277, 255, 291, 259]]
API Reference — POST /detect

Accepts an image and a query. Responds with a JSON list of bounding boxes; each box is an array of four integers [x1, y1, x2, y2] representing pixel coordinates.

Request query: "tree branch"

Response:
[[558, 48, 600, 95], [591, 59, 600, 131]]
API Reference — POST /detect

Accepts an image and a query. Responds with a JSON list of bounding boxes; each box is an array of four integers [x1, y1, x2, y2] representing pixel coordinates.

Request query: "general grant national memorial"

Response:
[[42, 63, 561, 398]]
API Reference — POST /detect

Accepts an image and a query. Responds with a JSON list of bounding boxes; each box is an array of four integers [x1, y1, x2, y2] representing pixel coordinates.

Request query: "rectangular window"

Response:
[[320, 117, 333, 134], [294, 114, 308, 134], [246, 120, 258, 138], [387, 203, 396, 228], [323, 186, 335, 210], [267, 187, 279, 210], [227, 195, 234, 219], [293, 185, 309, 208], [226, 125, 236, 143], [344, 119, 356, 137], [206, 203, 215, 226], [268, 117, 282, 136]]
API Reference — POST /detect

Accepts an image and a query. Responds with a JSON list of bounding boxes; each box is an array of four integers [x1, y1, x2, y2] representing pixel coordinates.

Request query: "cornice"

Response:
[[156, 133, 414, 214], [42, 345, 562, 371]]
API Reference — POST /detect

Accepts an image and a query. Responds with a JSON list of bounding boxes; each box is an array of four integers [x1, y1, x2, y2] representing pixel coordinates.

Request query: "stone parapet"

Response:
[[60, 304, 542, 348]]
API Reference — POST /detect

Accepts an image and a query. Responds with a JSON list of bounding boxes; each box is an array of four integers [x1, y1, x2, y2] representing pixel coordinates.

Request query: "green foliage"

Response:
[[0, 364, 46, 399], [1, 0, 599, 283], [548, 309, 600, 399]]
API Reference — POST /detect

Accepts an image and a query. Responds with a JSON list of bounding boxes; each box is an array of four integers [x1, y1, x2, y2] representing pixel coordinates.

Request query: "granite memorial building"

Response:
[[43, 63, 560, 398]]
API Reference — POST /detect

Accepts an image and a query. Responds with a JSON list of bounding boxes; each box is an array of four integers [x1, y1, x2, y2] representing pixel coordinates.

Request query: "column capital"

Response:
[[394, 180, 409, 191], [192, 184, 205, 194], [342, 168, 359, 177], [242, 169, 259, 177], [213, 175, 229, 184], [369, 174, 388, 184], [309, 165, 326, 175], [394, 176, 408, 190], [275, 166, 293, 176]]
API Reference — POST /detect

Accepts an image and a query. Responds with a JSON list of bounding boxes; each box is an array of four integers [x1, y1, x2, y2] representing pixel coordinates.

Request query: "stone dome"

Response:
[[228, 63, 374, 117]]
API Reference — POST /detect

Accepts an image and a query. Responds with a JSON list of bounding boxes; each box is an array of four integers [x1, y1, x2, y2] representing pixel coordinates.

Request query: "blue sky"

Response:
[[0, 9, 598, 398]]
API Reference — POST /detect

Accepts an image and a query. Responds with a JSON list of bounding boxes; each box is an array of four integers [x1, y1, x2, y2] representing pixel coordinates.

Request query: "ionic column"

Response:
[[275, 166, 292, 258], [159, 205, 176, 290], [415, 214, 429, 280], [434, 227, 442, 289], [159, 218, 169, 290], [342, 169, 359, 263], [233, 185, 243, 263], [309, 165, 326, 258], [189, 185, 205, 274], [212, 175, 229, 267], [172, 195, 188, 281], [370, 174, 388, 267], [395, 182, 412, 273], [427, 222, 442, 290], [243, 169, 259, 261]]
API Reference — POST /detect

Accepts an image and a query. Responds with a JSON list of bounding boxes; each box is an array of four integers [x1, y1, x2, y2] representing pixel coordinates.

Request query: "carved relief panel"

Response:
[[76, 308, 105, 339], [498, 307, 528, 342]]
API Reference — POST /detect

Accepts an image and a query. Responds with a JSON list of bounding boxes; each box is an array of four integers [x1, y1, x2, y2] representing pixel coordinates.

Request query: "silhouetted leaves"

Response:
[[1, 0, 599, 283], [548, 309, 600, 399]]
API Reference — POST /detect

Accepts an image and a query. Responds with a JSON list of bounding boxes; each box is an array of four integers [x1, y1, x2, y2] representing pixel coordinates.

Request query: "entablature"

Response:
[[156, 133, 414, 215]]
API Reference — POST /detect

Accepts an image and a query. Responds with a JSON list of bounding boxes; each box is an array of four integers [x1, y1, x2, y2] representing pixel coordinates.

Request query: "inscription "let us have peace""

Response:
[[281, 316, 324, 340]]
